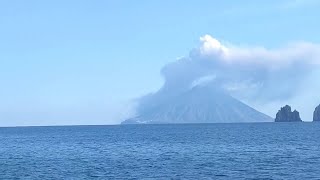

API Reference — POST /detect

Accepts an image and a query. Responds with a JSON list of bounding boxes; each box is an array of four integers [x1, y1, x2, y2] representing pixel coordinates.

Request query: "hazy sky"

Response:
[[1, 0, 320, 126]]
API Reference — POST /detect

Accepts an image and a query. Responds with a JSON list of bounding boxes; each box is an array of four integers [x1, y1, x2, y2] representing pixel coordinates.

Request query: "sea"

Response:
[[1, 123, 320, 179]]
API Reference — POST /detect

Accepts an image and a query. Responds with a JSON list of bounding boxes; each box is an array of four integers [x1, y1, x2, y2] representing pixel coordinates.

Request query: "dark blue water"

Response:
[[1, 123, 320, 179]]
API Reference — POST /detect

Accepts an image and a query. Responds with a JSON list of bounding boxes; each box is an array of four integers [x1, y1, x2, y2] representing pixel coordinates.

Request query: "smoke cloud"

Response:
[[137, 35, 320, 121]]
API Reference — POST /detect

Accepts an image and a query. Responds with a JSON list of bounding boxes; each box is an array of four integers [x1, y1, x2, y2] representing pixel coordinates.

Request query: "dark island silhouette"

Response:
[[314, 104, 320, 122], [274, 105, 302, 122], [273, 104, 320, 122]]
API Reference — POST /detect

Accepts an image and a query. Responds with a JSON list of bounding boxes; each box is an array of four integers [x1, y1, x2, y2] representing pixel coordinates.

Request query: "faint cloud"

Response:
[[281, 0, 319, 9]]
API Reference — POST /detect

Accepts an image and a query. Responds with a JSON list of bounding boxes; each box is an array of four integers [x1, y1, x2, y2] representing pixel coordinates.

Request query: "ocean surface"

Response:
[[1, 123, 320, 179]]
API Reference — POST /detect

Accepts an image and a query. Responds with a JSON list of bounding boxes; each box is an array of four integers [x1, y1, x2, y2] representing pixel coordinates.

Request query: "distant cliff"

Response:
[[314, 104, 320, 122], [275, 105, 302, 122]]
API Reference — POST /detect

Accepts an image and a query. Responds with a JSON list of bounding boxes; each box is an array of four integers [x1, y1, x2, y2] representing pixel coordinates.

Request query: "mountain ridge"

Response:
[[122, 85, 272, 124]]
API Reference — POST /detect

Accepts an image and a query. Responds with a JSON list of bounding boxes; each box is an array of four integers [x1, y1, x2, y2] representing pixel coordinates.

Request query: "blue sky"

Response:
[[1, 0, 320, 126]]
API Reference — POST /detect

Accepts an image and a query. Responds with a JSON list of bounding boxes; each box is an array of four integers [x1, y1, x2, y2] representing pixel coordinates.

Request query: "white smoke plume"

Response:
[[137, 35, 320, 121]]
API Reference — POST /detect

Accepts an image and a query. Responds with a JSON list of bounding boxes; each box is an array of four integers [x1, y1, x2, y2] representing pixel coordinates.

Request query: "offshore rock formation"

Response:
[[122, 85, 272, 124], [313, 104, 320, 122], [275, 105, 302, 122]]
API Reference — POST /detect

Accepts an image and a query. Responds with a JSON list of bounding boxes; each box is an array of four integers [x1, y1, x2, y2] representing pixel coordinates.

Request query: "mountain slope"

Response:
[[122, 86, 272, 124]]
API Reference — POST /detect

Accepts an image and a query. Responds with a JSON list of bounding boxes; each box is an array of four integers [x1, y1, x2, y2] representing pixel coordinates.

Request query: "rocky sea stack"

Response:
[[313, 104, 320, 122], [275, 105, 302, 122]]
